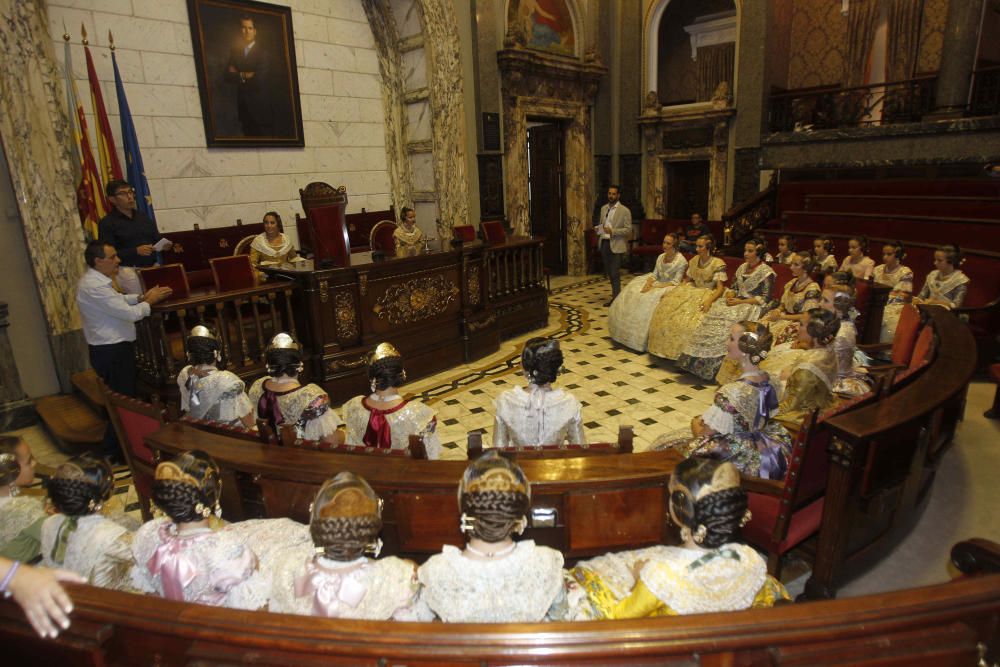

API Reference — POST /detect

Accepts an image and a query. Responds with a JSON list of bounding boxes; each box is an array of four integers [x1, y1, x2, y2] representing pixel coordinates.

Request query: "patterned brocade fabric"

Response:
[[40, 514, 134, 590], [647, 256, 728, 360], [874, 264, 914, 343], [493, 386, 585, 448], [0, 495, 46, 548], [178, 366, 253, 426], [342, 396, 442, 459], [608, 252, 687, 352], [768, 278, 821, 345], [248, 378, 343, 441], [917, 270, 970, 309]]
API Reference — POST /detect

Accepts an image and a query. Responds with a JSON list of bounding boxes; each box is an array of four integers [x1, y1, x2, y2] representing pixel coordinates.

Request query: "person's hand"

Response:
[[7, 565, 85, 638], [628, 558, 649, 581], [726, 296, 739, 306], [766, 309, 780, 321], [143, 285, 173, 306], [136, 244, 155, 256], [699, 297, 713, 312], [640, 277, 654, 293]]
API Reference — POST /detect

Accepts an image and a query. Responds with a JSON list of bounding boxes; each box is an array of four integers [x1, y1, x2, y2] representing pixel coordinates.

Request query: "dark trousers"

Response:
[[600, 239, 623, 298], [89, 342, 136, 457]]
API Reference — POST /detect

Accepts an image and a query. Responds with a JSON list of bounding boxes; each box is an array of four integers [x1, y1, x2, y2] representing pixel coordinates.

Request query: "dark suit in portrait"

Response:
[[224, 24, 274, 136]]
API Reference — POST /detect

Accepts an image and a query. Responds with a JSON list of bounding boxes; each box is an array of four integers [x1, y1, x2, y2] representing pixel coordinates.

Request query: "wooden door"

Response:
[[666, 159, 710, 219], [528, 122, 566, 273]]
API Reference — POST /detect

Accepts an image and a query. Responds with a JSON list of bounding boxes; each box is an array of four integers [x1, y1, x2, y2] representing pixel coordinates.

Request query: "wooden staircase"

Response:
[[34, 370, 107, 453]]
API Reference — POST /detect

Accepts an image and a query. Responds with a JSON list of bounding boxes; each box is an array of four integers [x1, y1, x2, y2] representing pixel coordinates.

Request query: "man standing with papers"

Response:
[[98, 179, 171, 293]]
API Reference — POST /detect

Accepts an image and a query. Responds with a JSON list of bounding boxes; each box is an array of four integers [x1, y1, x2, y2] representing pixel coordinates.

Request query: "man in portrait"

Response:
[[224, 15, 274, 136]]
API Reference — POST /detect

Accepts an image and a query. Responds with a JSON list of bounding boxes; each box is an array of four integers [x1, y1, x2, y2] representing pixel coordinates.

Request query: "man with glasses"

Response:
[[98, 179, 170, 293]]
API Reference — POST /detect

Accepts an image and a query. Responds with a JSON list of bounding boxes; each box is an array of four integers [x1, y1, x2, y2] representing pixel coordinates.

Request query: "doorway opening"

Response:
[[665, 159, 710, 220], [527, 119, 566, 273]]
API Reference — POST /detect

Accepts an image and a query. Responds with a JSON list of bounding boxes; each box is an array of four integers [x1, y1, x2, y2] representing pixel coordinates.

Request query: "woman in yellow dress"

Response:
[[249, 212, 297, 281], [393, 207, 425, 257], [764, 253, 821, 346], [567, 457, 788, 620], [647, 235, 727, 360]]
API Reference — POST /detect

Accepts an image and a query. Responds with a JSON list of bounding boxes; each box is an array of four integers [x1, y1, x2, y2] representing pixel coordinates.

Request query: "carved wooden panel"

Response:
[[477, 154, 505, 219], [567, 485, 666, 551], [393, 491, 464, 551]]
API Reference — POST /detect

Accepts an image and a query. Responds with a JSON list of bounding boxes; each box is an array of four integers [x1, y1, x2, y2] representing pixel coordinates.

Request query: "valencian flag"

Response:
[[111, 32, 156, 222], [82, 25, 124, 185], [62, 28, 107, 240]]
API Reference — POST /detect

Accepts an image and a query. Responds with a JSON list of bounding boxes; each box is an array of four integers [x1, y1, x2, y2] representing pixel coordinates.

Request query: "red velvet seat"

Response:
[[481, 220, 507, 245], [369, 220, 398, 256], [138, 263, 190, 300], [888, 303, 921, 367], [210, 254, 257, 292], [630, 220, 673, 270], [771, 262, 794, 292], [452, 224, 476, 243]]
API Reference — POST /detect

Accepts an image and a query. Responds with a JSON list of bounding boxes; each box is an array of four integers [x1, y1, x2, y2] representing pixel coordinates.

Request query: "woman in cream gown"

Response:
[[764, 253, 821, 346], [608, 232, 687, 352], [822, 286, 872, 397], [839, 236, 875, 280], [248, 212, 298, 281], [177, 325, 253, 428], [912, 244, 971, 310], [566, 457, 787, 620], [677, 239, 775, 382], [647, 235, 727, 360], [873, 241, 915, 343]]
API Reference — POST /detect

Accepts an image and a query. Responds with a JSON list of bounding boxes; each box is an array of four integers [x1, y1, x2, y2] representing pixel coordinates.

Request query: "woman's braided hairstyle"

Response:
[[795, 252, 816, 275], [186, 327, 222, 366], [458, 451, 531, 543], [47, 454, 114, 516], [884, 239, 907, 262], [0, 436, 21, 487], [736, 320, 773, 366], [369, 357, 406, 392], [669, 457, 748, 549], [938, 243, 964, 268], [522, 337, 563, 386], [310, 472, 383, 561], [151, 450, 222, 524], [266, 347, 303, 378], [804, 307, 841, 346]]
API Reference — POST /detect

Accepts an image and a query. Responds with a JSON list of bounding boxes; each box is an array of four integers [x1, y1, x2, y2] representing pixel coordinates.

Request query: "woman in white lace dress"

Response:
[[417, 451, 566, 622], [873, 241, 915, 343], [493, 338, 585, 448], [130, 450, 263, 609], [566, 457, 787, 620], [269, 472, 428, 620], [177, 325, 253, 428], [608, 232, 687, 352], [341, 343, 441, 458], [913, 244, 971, 310], [248, 333, 344, 444], [0, 436, 45, 561], [40, 455, 134, 590], [822, 286, 872, 397]]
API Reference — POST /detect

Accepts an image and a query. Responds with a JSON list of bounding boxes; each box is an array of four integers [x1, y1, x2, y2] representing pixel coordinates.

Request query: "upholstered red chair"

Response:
[[452, 224, 476, 243], [771, 262, 794, 292], [233, 235, 256, 256], [860, 303, 921, 367], [209, 254, 257, 292], [306, 203, 351, 267], [630, 219, 673, 270], [99, 381, 167, 521], [481, 220, 507, 245], [853, 278, 873, 340], [369, 220, 398, 256], [138, 263, 190, 299], [585, 227, 601, 274]]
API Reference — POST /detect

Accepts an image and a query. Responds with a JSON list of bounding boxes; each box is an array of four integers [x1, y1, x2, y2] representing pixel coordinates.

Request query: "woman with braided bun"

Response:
[[177, 325, 253, 428], [39, 455, 135, 589], [248, 333, 344, 444], [764, 253, 821, 346], [567, 457, 787, 619], [912, 244, 970, 309], [821, 286, 872, 397], [873, 241, 915, 343], [654, 322, 792, 480], [839, 235, 875, 280], [341, 343, 441, 458], [417, 451, 566, 622], [0, 436, 45, 560], [493, 337, 585, 448], [269, 472, 428, 619], [812, 237, 838, 275], [676, 239, 776, 381], [130, 450, 261, 608]]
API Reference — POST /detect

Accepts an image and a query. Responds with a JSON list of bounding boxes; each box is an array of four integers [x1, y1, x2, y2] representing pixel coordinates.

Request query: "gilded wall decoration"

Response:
[[468, 264, 482, 306], [787, 0, 847, 89], [372, 274, 459, 325], [334, 291, 358, 340], [508, 0, 576, 57], [917, 0, 948, 74]]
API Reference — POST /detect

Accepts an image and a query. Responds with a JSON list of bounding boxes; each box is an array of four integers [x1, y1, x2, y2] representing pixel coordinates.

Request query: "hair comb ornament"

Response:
[[319, 486, 379, 519], [189, 324, 218, 340], [365, 538, 383, 558], [268, 332, 300, 352], [370, 342, 402, 362], [155, 461, 204, 489], [464, 468, 528, 497], [459, 513, 476, 534]]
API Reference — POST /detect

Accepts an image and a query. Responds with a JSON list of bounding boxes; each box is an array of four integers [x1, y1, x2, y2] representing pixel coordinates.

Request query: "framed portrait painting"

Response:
[[187, 0, 305, 147]]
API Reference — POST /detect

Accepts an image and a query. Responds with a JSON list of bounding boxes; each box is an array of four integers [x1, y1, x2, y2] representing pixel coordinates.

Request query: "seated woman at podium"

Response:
[[393, 207, 425, 257], [249, 212, 297, 281], [341, 343, 441, 459], [248, 333, 344, 444], [493, 337, 585, 448], [177, 325, 253, 429]]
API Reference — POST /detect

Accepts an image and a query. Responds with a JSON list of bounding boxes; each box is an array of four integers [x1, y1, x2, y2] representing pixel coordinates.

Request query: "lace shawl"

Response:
[[701, 377, 778, 435], [40, 514, 133, 589], [918, 270, 970, 308], [341, 396, 442, 459], [178, 366, 252, 425], [417, 541, 565, 622], [493, 386, 586, 448], [0, 495, 46, 546], [732, 263, 776, 301], [873, 264, 914, 292], [250, 232, 294, 258], [686, 256, 727, 288], [778, 278, 821, 314], [393, 224, 425, 249], [639, 544, 767, 615], [248, 378, 343, 441], [840, 255, 875, 280], [652, 252, 688, 284]]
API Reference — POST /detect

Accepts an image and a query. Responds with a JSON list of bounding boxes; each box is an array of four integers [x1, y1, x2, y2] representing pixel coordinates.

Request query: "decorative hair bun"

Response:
[[805, 308, 841, 345], [48, 454, 114, 516], [309, 472, 384, 561], [737, 320, 773, 365], [669, 457, 748, 549], [458, 451, 531, 543], [522, 337, 564, 386]]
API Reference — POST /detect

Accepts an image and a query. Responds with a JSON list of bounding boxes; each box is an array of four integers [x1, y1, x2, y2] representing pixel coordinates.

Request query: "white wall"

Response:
[[46, 0, 392, 245]]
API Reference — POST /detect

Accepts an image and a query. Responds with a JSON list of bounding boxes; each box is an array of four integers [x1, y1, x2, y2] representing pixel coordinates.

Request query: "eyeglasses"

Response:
[[114, 189, 136, 197]]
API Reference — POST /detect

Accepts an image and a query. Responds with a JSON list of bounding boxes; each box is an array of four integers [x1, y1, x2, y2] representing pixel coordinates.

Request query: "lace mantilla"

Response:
[[493, 386, 585, 448], [342, 396, 441, 458], [178, 366, 252, 425], [41, 514, 133, 589], [639, 544, 766, 615], [0, 495, 46, 546]]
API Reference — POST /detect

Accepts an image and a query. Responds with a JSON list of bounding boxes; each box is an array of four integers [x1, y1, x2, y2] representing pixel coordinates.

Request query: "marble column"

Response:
[[0, 0, 88, 392], [0, 303, 36, 429], [931, 0, 986, 116]]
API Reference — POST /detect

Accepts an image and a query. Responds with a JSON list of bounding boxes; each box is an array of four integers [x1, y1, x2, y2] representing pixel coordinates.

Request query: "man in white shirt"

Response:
[[77, 241, 172, 457], [595, 185, 632, 306]]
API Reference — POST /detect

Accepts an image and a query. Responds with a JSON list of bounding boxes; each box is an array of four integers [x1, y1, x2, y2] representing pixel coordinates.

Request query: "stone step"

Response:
[[71, 369, 106, 414], [34, 394, 105, 453]]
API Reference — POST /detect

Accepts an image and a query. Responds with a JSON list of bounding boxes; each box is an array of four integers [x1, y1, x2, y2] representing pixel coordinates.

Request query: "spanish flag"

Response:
[[82, 26, 123, 185]]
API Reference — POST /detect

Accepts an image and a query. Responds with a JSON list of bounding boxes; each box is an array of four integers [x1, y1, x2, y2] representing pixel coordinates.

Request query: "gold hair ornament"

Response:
[[370, 342, 402, 362]]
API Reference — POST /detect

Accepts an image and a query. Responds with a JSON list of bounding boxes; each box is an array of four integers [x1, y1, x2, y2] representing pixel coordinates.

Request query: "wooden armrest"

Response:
[[955, 296, 1000, 315], [866, 362, 906, 374], [952, 538, 1000, 575], [742, 476, 785, 496], [857, 342, 892, 354], [617, 425, 634, 453], [467, 430, 484, 459]]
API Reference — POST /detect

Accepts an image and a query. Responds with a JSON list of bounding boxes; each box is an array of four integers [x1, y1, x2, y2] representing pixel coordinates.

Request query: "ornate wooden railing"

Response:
[[135, 281, 296, 394], [485, 237, 545, 301], [722, 182, 778, 248], [769, 75, 938, 133]]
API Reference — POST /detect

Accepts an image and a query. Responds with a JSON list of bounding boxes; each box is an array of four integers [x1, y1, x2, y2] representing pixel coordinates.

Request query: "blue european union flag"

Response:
[[112, 51, 156, 223]]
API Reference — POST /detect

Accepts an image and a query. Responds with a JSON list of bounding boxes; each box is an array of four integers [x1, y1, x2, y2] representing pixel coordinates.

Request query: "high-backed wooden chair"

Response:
[[369, 220, 398, 256], [452, 224, 476, 243], [233, 235, 256, 256], [138, 263, 190, 299], [209, 254, 257, 292], [481, 220, 507, 245], [99, 381, 167, 521]]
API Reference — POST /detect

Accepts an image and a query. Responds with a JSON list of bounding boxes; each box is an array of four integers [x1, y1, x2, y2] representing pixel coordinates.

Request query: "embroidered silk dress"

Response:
[[416, 540, 566, 622], [647, 256, 728, 360], [249, 233, 297, 281], [249, 378, 343, 442], [839, 255, 875, 280], [341, 396, 441, 459], [917, 270, 970, 309], [652, 375, 792, 480], [873, 263, 915, 343], [393, 223, 425, 257], [40, 514, 134, 590], [568, 544, 788, 620], [130, 517, 262, 609], [814, 253, 838, 275], [677, 262, 776, 381], [761, 344, 838, 425], [832, 319, 872, 396], [178, 365, 253, 427], [608, 251, 687, 352], [270, 552, 429, 620], [768, 276, 822, 345], [493, 385, 586, 448], [0, 495, 46, 551]]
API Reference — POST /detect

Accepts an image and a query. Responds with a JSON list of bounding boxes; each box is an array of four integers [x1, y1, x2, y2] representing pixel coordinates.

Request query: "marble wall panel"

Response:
[[406, 99, 433, 141], [328, 17, 376, 48], [132, 0, 188, 23], [401, 48, 429, 92], [410, 152, 436, 192], [297, 67, 335, 95], [333, 71, 382, 98], [390, 0, 422, 40]]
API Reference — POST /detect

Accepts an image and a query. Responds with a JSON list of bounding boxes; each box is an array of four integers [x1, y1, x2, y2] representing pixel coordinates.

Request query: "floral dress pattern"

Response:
[[608, 252, 687, 352], [768, 277, 821, 346], [917, 270, 970, 309], [178, 366, 253, 426], [647, 256, 728, 360], [873, 264, 914, 343], [248, 378, 343, 442]]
